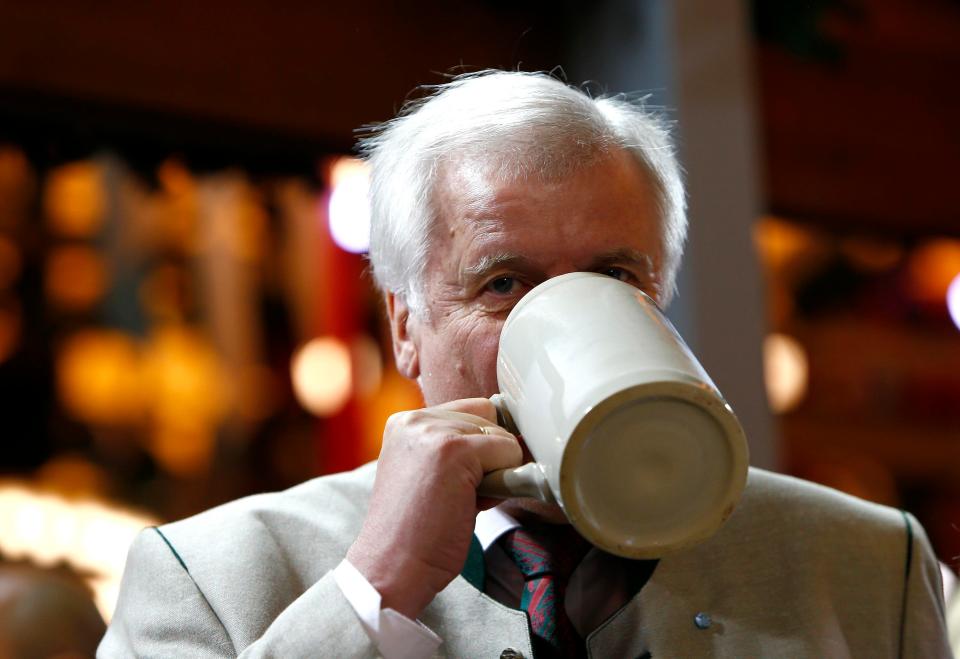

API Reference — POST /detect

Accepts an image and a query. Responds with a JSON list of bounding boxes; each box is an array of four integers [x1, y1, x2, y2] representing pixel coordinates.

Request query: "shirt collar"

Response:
[[474, 505, 521, 551]]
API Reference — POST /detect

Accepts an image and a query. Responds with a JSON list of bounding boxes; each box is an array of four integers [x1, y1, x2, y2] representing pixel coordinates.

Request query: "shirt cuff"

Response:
[[333, 558, 442, 659]]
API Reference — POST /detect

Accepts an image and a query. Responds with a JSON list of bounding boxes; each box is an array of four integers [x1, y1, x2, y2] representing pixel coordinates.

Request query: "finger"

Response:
[[457, 432, 523, 474], [434, 397, 498, 424], [460, 419, 514, 438], [430, 408, 514, 438]]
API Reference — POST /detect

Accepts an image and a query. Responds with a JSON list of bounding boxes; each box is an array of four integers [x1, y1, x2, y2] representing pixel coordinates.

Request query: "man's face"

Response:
[[388, 148, 666, 409]]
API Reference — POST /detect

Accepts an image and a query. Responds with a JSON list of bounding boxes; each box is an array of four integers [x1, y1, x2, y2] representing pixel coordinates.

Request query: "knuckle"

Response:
[[434, 432, 470, 459], [385, 409, 423, 432], [420, 420, 449, 437], [407, 408, 428, 423], [384, 411, 405, 430]]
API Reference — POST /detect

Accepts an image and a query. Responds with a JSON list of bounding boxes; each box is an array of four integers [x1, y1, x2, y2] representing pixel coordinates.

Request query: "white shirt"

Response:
[[334, 506, 643, 659]]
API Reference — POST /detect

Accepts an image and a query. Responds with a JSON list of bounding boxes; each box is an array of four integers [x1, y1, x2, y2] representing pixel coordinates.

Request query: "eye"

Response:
[[600, 267, 631, 282], [487, 277, 519, 295]]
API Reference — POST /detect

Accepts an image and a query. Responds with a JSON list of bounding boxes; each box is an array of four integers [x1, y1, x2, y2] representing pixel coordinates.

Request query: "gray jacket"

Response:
[[99, 464, 951, 658]]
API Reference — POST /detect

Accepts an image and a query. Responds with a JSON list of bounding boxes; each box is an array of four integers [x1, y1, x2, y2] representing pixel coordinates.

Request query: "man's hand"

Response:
[[346, 397, 522, 620]]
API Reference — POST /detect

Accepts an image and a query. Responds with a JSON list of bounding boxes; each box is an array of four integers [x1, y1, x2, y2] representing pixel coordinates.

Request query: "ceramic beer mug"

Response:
[[478, 271, 749, 559]]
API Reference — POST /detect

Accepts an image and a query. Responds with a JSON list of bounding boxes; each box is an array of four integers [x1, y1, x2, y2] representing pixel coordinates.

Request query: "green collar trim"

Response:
[[460, 534, 485, 590]]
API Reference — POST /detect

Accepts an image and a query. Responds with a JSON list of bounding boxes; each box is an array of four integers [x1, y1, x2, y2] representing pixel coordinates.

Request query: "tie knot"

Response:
[[500, 525, 592, 581]]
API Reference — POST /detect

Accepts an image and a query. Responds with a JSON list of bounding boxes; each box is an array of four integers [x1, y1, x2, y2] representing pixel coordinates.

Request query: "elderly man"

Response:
[[100, 71, 951, 658]]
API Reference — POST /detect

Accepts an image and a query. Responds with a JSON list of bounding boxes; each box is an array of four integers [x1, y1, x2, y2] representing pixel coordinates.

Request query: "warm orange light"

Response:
[[839, 237, 903, 273], [197, 177, 267, 262], [907, 238, 960, 305], [45, 245, 108, 310], [44, 162, 106, 238], [156, 160, 199, 254], [148, 423, 217, 478], [358, 367, 424, 463], [141, 325, 226, 476], [57, 324, 228, 475], [753, 216, 829, 280], [763, 333, 809, 414], [291, 337, 353, 416], [141, 326, 226, 421], [34, 455, 109, 499], [56, 330, 143, 426], [210, 190, 268, 263], [157, 159, 196, 197]]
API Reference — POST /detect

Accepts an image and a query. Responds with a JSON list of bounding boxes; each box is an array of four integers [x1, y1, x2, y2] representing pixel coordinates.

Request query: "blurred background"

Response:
[[0, 0, 957, 627]]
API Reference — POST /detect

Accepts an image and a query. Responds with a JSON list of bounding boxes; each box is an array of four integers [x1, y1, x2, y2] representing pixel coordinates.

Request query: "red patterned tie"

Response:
[[500, 525, 592, 659]]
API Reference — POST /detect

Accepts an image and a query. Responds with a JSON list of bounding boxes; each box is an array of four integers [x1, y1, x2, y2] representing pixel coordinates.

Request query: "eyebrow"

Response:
[[460, 248, 657, 287], [460, 252, 534, 286]]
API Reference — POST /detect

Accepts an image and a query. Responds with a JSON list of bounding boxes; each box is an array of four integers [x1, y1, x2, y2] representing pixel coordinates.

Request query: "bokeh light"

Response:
[[34, 455, 110, 499], [56, 324, 228, 476], [763, 333, 809, 413], [229, 195, 268, 263], [44, 161, 106, 238], [196, 175, 268, 264], [56, 330, 143, 426], [157, 159, 196, 195], [291, 336, 353, 416], [327, 157, 371, 253], [156, 159, 199, 253], [141, 325, 227, 476], [359, 367, 425, 463], [753, 216, 830, 281], [948, 273, 960, 332], [907, 238, 960, 306]]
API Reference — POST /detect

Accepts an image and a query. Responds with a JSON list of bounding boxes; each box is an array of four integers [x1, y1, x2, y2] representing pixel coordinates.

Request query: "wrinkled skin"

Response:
[[347, 149, 665, 618]]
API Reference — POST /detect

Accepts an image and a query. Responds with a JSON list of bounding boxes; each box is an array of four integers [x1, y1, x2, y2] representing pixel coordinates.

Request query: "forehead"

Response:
[[428, 150, 664, 272]]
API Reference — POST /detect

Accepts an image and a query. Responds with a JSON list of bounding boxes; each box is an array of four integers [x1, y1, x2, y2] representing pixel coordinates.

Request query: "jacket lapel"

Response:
[[420, 534, 532, 657]]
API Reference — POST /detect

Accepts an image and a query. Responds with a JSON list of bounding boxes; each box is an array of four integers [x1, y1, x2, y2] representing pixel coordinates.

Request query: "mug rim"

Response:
[[500, 271, 664, 340]]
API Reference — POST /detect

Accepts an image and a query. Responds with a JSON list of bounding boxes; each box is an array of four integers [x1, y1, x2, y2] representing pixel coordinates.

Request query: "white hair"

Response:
[[359, 70, 687, 312]]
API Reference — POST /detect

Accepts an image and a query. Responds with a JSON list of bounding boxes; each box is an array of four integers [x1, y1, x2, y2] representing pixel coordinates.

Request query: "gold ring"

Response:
[[478, 425, 493, 435]]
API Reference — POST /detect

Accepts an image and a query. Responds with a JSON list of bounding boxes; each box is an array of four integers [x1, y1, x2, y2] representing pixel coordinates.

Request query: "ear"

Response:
[[385, 291, 420, 380]]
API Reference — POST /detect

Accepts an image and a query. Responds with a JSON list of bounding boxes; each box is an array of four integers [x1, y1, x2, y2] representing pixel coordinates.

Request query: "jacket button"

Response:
[[500, 649, 524, 659]]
